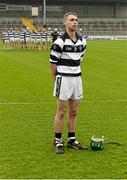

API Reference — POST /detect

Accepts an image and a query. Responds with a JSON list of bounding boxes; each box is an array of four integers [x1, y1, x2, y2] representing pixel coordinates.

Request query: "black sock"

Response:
[[55, 133, 62, 139], [55, 133, 62, 144], [68, 132, 76, 142]]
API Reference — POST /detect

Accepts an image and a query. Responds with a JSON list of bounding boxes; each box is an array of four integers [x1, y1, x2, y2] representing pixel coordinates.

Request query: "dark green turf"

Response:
[[0, 40, 127, 178]]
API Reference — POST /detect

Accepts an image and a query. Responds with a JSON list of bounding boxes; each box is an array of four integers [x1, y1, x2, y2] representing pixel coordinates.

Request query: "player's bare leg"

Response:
[[68, 99, 80, 132], [54, 99, 68, 133], [67, 99, 88, 150], [54, 99, 68, 153]]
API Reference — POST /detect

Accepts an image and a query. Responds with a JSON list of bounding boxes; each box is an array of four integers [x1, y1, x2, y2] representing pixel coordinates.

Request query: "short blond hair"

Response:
[[64, 12, 78, 20]]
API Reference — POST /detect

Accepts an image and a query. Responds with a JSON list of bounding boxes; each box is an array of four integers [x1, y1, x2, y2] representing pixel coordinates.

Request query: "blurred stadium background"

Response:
[[0, 0, 127, 37], [0, 1, 127, 179]]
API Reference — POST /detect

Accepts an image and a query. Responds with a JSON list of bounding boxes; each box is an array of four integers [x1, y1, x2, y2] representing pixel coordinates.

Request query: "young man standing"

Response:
[[49, 12, 88, 154]]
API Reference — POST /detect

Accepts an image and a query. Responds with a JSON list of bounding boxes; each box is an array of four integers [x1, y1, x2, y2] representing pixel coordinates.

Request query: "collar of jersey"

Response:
[[64, 31, 82, 44]]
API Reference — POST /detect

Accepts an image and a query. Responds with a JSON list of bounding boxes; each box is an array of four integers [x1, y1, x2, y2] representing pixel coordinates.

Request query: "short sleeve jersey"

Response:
[[49, 32, 87, 77]]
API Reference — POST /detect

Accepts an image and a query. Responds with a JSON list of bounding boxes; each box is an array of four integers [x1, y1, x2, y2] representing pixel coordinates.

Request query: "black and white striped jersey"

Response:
[[49, 32, 86, 77]]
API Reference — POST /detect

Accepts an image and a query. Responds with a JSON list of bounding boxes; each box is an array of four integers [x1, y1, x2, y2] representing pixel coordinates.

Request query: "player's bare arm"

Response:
[[50, 63, 57, 80]]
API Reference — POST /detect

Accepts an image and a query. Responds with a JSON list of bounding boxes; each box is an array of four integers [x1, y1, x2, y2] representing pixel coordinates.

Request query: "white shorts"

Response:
[[31, 39, 36, 43], [53, 75, 83, 101], [4, 40, 9, 43], [47, 37, 52, 42], [10, 38, 15, 42], [36, 39, 41, 43], [15, 38, 19, 42]]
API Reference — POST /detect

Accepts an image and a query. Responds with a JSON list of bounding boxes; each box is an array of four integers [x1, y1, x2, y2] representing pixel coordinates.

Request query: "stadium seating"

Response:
[[0, 17, 127, 36], [0, 3, 127, 36]]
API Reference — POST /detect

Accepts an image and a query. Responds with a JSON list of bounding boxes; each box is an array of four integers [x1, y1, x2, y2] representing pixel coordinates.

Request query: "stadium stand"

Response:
[[0, 0, 127, 36]]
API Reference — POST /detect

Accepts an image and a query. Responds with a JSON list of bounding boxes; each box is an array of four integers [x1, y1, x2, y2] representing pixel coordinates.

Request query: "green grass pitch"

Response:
[[0, 40, 127, 178]]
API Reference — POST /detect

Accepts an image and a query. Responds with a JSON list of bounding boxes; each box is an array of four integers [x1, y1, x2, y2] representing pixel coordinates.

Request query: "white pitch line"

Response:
[[82, 99, 127, 103], [0, 99, 127, 105]]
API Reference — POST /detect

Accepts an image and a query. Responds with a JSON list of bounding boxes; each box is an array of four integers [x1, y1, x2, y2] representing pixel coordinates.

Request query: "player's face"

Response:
[[64, 15, 78, 32]]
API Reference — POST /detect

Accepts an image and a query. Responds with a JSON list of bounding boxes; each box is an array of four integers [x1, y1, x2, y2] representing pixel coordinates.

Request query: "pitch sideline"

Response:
[[0, 99, 127, 105]]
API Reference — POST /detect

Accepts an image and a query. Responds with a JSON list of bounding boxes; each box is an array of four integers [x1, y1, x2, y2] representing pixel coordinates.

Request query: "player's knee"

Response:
[[69, 109, 78, 118], [57, 108, 67, 119]]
